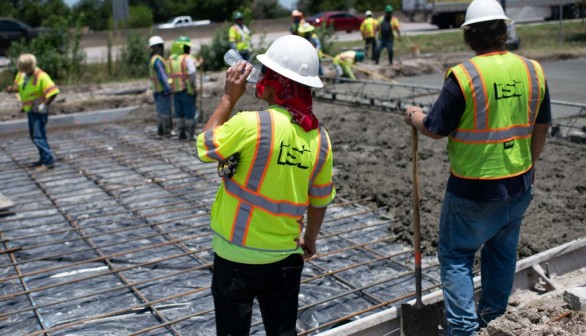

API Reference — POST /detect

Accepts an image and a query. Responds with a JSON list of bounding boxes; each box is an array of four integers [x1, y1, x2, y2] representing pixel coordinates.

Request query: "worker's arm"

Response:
[[301, 205, 327, 260], [202, 61, 252, 132], [154, 59, 171, 94], [531, 123, 548, 165]]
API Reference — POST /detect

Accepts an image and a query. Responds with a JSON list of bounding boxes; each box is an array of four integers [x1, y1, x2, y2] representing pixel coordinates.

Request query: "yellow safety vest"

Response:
[[447, 51, 546, 179], [196, 106, 335, 253], [149, 54, 170, 93], [333, 51, 356, 67], [228, 24, 251, 51], [168, 54, 195, 95], [14, 68, 60, 112], [360, 17, 378, 38]]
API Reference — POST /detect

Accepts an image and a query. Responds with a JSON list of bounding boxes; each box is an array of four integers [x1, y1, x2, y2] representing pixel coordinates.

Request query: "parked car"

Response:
[[307, 11, 364, 33], [0, 17, 40, 56], [156, 16, 211, 29]]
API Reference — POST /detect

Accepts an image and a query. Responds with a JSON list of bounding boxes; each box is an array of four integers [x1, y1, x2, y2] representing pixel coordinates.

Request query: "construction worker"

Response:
[[148, 35, 173, 137], [360, 10, 378, 60], [168, 36, 201, 140], [196, 35, 335, 336], [333, 50, 365, 80], [298, 22, 323, 76], [375, 5, 401, 65], [404, 0, 551, 334], [229, 11, 252, 61], [5, 54, 60, 171], [290, 9, 305, 35]]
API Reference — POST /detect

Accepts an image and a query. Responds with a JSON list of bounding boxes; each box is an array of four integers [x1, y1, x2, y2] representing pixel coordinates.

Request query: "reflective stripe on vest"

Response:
[[212, 110, 330, 251], [447, 52, 546, 179], [308, 126, 333, 198], [17, 69, 59, 111], [451, 55, 542, 143], [231, 24, 251, 51], [169, 54, 193, 94]]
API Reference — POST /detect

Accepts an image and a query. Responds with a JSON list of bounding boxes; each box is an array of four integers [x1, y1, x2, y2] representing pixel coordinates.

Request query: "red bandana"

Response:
[[255, 68, 318, 132]]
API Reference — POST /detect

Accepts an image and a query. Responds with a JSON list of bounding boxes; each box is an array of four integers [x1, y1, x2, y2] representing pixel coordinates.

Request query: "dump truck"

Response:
[[403, 0, 581, 29]]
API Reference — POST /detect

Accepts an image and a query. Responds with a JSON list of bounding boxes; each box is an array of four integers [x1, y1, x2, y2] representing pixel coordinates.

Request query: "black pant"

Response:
[[212, 253, 304, 336], [364, 37, 376, 60]]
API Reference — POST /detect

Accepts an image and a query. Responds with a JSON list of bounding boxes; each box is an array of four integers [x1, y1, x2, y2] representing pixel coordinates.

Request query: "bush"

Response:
[[128, 5, 154, 29], [199, 24, 232, 71], [119, 32, 150, 78], [8, 17, 86, 84], [315, 23, 336, 57]]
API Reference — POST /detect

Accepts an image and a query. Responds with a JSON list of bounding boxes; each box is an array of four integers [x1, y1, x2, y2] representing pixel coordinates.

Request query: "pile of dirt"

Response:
[[478, 290, 586, 336]]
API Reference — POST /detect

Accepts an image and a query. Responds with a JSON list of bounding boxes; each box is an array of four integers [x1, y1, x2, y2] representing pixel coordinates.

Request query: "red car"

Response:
[[307, 11, 364, 33]]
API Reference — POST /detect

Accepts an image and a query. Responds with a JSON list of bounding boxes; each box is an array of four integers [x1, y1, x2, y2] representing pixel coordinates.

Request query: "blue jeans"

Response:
[[375, 38, 394, 65], [173, 91, 196, 119], [27, 112, 54, 165], [439, 190, 532, 335], [153, 92, 172, 116]]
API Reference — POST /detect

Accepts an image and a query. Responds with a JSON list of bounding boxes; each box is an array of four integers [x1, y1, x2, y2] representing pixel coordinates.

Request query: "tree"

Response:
[[73, 0, 111, 31]]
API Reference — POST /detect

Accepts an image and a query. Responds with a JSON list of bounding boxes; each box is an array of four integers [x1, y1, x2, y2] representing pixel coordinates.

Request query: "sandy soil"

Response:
[[1, 54, 585, 334]]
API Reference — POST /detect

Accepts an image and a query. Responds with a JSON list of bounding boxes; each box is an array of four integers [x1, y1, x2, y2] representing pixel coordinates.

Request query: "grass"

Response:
[[329, 20, 586, 58]]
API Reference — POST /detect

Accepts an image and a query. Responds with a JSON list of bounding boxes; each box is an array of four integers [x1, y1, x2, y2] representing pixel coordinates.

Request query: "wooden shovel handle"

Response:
[[411, 125, 423, 307]]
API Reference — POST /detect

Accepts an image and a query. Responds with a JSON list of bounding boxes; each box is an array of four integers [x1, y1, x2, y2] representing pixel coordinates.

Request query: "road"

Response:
[[82, 22, 439, 64]]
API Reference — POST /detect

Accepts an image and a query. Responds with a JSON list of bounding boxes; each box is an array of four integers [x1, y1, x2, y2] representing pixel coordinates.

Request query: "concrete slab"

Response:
[[0, 106, 139, 135]]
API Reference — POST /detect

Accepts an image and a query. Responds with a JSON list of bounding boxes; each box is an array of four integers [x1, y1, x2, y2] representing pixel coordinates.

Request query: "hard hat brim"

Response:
[[257, 54, 324, 88], [461, 14, 511, 27]]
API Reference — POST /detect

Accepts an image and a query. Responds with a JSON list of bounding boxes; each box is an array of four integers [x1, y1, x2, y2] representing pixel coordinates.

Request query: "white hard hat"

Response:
[[292, 9, 302, 17], [256, 35, 323, 88], [461, 0, 510, 27], [365, 10, 373, 17], [149, 35, 164, 47]]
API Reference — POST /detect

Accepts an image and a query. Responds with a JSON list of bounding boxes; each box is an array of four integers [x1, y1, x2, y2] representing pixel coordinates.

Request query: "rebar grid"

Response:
[[0, 123, 441, 335]]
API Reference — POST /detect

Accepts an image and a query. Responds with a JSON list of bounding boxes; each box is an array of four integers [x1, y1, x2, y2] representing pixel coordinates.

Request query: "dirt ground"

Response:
[[1, 53, 585, 335]]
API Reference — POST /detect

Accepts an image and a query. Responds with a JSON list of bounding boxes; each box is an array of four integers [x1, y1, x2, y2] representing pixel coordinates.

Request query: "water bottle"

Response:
[[223, 49, 261, 83]]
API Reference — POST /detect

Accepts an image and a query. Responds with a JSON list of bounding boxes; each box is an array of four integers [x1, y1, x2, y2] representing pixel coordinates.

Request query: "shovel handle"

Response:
[[411, 125, 423, 307]]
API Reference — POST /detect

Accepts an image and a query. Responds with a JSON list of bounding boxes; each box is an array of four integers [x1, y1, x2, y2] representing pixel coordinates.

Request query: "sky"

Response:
[[64, 0, 298, 10]]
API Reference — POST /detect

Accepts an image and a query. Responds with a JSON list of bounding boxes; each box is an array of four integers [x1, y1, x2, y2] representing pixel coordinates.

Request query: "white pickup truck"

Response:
[[156, 16, 211, 29]]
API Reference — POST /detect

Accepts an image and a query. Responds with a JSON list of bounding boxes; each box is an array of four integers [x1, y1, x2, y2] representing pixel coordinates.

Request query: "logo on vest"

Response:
[[494, 80, 523, 100], [503, 140, 514, 149], [277, 142, 311, 169]]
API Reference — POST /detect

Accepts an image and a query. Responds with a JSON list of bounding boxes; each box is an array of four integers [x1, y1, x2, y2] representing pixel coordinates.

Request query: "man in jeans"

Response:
[[6, 54, 60, 171], [403, 0, 550, 334]]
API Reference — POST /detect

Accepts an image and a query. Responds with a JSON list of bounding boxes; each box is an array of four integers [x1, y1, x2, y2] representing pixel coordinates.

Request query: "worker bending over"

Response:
[[333, 50, 365, 80]]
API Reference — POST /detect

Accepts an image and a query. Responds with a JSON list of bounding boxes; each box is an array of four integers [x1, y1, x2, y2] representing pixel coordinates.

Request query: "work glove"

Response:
[[38, 103, 48, 114]]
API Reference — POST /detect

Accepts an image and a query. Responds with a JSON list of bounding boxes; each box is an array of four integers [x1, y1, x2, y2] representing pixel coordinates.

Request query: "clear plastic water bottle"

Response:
[[223, 49, 261, 83]]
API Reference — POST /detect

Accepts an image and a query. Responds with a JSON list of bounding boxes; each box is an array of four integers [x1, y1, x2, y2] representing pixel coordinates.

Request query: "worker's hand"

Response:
[[38, 103, 48, 114], [300, 236, 317, 260], [224, 60, 252, 106], [404, 105, 423, 126], [196, 57, 204, 68], [5, 85, 16, 93]]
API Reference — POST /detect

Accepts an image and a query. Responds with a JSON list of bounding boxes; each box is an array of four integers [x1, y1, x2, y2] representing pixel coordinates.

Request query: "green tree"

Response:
[[128, 4, 153, 28], [73, 0, 111, 31], [198, 24, 231, 71], [119, 31, 149, 77]]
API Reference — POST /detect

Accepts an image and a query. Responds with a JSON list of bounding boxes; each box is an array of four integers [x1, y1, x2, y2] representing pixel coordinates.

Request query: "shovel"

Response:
[[400, 125, 440, 336]]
